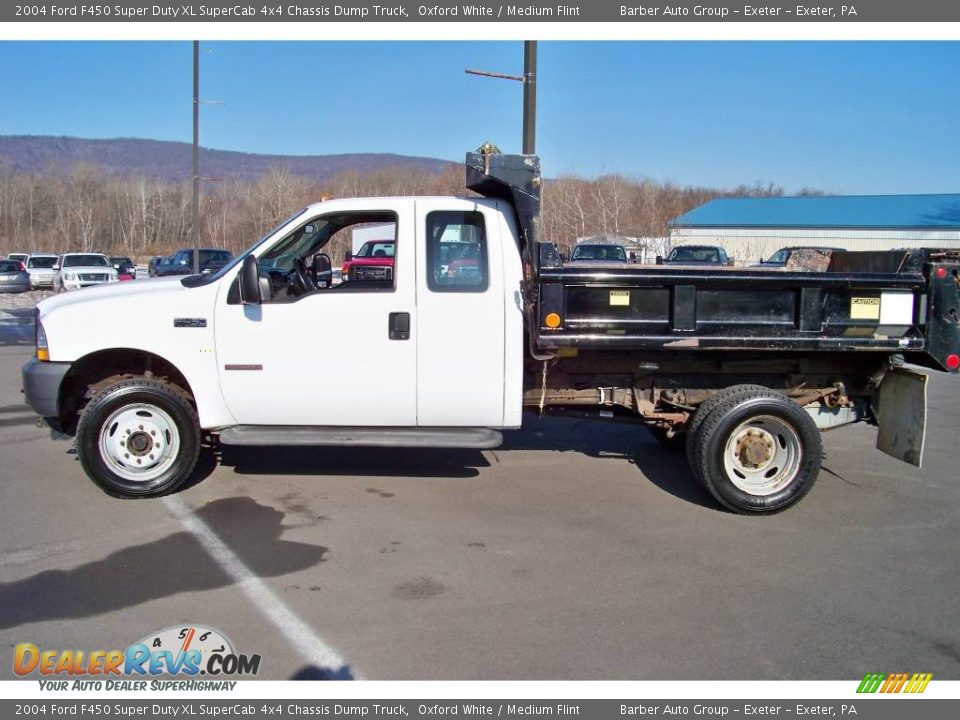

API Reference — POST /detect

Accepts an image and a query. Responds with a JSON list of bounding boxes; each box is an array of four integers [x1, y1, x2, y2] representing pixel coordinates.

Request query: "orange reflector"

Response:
[[37, 348, 49, 362], [544, 313, 561, 329]]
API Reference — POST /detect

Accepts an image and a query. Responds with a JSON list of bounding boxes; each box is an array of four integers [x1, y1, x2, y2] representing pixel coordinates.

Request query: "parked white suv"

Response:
[[53, 253, 118, 293]]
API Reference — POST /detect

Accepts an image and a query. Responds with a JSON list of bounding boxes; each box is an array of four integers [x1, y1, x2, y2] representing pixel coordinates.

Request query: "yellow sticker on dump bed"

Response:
[[609, 290, 630, 306], [850, 296, 881, 320]]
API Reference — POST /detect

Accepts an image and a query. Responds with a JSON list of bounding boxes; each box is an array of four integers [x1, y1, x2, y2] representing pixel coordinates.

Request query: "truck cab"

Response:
[[23, 196, 524, 498]]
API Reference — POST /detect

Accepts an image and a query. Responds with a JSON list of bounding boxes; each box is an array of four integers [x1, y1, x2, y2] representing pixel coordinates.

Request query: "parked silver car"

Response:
[[25, 253, 59, 289], [0, 259, 30, 293]]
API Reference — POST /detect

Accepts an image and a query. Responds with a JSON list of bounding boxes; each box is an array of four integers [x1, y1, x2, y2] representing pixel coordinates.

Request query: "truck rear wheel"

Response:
[[685, 384, 771, 474], [690, 388, 821, 514], [76, 377, 201, 498]]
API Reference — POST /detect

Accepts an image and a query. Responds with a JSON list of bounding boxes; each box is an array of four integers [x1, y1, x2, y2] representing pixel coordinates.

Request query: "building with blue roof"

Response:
[[668, 194, 960, 264]]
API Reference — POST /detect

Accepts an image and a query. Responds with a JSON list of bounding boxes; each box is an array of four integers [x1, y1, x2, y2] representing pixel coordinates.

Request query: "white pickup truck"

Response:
[[21, 150, 960, 513]]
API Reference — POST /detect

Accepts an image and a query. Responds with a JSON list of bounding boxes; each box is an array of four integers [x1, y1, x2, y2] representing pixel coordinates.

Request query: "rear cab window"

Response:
[[426, 211, 488, 293]]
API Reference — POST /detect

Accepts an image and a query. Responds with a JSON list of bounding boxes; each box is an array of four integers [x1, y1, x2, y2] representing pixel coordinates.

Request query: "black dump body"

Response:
[[467, 150, 960, 373], [537, 250, 960, 372]]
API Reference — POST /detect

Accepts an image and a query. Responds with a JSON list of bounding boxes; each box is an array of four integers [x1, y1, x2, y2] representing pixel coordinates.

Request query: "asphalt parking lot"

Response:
[[1, 305, 959, 681]]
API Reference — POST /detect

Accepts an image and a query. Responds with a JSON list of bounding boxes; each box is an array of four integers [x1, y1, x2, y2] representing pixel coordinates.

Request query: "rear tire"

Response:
[[691, 388, 821, 514], [76, 377, 201, 498], [685, 384, 771, 475]]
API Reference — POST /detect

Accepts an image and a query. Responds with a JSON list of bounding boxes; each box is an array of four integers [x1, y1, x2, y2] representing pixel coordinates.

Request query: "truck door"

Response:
[[213, 201, 417, 426], [415, 199, 507, 427]]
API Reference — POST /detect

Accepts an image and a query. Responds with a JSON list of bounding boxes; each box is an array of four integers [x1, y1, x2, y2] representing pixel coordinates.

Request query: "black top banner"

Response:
[[5, 0, 959, 23]]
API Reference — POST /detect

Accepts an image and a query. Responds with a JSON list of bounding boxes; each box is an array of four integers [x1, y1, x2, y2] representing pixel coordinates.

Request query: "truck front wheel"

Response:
[[76, 377, 201, 498], [691, 389, 821, 514]]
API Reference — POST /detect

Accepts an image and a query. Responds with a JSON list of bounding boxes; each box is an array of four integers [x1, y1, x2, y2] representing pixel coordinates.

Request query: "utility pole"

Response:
[[522, 41, 536, 155], [466, 41, 538, 155], [192, 40, 200, 275]]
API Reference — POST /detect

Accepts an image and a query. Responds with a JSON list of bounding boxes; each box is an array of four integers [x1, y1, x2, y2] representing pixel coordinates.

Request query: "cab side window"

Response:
[[426, 211, 488, 293]]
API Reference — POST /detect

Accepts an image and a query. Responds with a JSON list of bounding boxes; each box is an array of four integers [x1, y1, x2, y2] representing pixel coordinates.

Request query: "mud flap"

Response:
[[876, 367, 928, 467]]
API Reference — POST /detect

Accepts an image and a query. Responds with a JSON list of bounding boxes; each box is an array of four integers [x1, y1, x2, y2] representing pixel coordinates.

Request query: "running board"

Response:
[[217, 426, 503, 449]]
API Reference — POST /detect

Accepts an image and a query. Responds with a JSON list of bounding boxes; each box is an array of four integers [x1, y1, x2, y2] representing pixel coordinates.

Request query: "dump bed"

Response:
[[535, 250, 960, 372]]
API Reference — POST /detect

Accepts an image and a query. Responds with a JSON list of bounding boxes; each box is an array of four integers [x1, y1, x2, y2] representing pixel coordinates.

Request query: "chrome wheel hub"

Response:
[[98, 404, 180, 482], [723, 415, 802, 496]]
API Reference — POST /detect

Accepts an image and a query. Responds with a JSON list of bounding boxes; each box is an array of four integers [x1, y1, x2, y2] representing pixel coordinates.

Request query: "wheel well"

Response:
[[58, 349, 195, 429]]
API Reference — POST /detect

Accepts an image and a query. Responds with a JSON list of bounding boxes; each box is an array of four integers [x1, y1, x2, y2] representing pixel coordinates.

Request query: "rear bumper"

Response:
[[22, 359, 71, 418]]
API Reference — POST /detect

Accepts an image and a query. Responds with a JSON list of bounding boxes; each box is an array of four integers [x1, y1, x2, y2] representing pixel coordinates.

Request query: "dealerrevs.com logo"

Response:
[[14, 625, 261, 687], [857, 673, 933, 694]]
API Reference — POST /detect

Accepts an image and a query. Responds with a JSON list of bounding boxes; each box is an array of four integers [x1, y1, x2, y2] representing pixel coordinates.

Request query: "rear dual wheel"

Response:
[[686, 387, 821, 514]]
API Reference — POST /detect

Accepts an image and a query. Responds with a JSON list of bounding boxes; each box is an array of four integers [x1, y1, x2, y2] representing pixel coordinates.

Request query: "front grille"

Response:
[[79, 273, 109, 282], [353, 266, 393, 282]]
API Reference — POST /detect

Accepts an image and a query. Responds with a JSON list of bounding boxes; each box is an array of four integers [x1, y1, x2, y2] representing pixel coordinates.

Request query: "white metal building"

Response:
[[668, 194, 960, 264]]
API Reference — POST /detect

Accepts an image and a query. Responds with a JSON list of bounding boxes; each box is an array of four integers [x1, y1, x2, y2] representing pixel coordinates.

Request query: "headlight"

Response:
[[64, 272, 77, 281], [36, 318, 49, 362]]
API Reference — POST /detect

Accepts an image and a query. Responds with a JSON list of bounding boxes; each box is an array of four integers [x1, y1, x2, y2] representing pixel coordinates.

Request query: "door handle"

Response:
[[389, 312, 410, 340]]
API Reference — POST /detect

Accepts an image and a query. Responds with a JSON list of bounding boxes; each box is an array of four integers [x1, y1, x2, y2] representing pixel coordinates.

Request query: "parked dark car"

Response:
[[660, 245, 732, 266], [566, 243, 630, 266], [147, 256, 165, 277], [0, 259, 30, 293], [151, 255, 173, 277], [109, 256, 137, 280], [156, 248, 234, 276]]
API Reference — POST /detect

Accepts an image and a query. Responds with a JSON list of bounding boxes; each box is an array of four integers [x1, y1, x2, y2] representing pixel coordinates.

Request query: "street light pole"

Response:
[[192, 40, 200, 275]]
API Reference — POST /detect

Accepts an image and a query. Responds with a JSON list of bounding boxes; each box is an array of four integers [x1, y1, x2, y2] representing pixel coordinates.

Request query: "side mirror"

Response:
[[655, 255, 664, 265], [313, 253, 332, 274], [52, 265, 59, 271], [727, 258, 735, 266], [343, 251, 352, 263], [313, 253, 333, 288], [239, 255, 261, 305]]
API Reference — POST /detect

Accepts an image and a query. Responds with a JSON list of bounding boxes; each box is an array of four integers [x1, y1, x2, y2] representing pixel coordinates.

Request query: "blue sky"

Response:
[[1, 41, 959, 194]]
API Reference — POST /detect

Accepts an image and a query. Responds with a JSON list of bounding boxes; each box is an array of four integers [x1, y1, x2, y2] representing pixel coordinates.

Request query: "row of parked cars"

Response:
[[560, 243, 841, 268], [147, 248, 234, 277], [0, 252, 136, 294], [0, 247, 235, 294]]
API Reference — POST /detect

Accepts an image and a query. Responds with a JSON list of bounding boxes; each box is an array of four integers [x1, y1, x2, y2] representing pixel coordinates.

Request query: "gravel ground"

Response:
[[0, 288, 54, 311]]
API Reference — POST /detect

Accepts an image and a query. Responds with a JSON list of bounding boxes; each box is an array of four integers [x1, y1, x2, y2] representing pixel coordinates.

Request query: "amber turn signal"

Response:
[[544, 312, 562, 329]]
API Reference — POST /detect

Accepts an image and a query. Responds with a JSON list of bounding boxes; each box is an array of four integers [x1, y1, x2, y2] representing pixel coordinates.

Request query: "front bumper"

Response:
[[22, 359, 71, 418]]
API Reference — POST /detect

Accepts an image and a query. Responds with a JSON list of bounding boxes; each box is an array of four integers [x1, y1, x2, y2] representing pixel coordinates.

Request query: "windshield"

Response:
[[571, 245, 627, 261], [63, 255, 109, 268], [181, 208, 309, 289], [27, 256, 58, 269], [110, 256, 133, 265], [766, 249, 790, 264], [355, 241, 395, 259], [669, 247, 721, 263]]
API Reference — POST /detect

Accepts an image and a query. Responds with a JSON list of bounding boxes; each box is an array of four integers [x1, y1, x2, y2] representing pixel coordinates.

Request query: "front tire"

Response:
[[76, 377, 201, 498], [691, 388, 822, 514]]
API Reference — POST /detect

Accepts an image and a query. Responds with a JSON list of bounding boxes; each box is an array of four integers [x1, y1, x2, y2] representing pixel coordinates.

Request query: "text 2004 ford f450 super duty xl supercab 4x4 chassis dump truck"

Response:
[[21, 148, 960, 514]]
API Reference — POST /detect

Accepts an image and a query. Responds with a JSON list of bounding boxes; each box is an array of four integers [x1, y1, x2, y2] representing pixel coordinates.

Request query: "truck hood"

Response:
[[38, 276, 186, 315]]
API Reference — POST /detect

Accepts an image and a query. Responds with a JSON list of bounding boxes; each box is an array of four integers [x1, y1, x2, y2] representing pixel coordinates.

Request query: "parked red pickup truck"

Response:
[[342, 240, 395, 282]]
